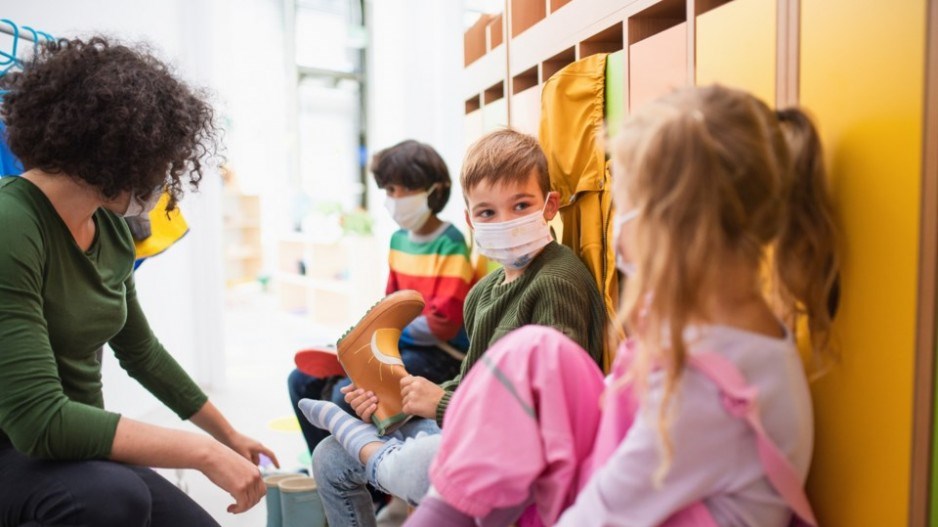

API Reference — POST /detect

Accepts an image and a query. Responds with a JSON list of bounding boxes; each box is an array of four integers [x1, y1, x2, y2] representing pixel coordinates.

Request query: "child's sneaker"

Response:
[[337, 289, 425, 435], [294, 345, 345, 378]]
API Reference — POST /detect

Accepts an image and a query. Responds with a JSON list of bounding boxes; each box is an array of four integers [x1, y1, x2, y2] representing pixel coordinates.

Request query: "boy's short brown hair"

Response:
[[460, 129, 550, 198]]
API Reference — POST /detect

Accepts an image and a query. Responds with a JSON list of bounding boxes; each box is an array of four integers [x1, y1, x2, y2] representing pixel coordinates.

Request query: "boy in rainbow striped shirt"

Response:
[[288, 140, 473, 458]]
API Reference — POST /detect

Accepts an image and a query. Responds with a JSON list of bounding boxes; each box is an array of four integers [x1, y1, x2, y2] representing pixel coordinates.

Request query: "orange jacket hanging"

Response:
[[538, 53, 619, 371]]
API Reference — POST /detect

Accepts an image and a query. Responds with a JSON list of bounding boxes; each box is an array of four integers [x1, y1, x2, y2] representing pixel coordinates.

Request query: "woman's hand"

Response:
[[199, 439, 267, 514], [222, 430, 280, 469], [110, 417, 268, 515], [342, 382, 378, 423], [188, 402, 280, 468], [401, 375, 444, 419]]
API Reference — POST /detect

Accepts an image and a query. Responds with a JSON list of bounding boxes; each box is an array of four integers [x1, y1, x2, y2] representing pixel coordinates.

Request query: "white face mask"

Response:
[[384, 184, 437, 232], [612, 208, 640, 276], [123, 187, 163, 218], [471, 197, 553, 270]]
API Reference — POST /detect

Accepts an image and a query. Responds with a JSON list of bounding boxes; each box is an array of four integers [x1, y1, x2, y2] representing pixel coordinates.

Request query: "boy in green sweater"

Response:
[[300, 130, 606, 526]]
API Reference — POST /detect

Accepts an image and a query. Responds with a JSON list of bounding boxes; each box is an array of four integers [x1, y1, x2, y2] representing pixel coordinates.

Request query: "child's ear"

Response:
[[543, 191, 560, 221], [464, 208, 473, 230]]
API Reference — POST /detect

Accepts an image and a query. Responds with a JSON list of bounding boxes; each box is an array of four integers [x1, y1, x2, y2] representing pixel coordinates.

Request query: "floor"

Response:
[[145, 285, 344, 526]]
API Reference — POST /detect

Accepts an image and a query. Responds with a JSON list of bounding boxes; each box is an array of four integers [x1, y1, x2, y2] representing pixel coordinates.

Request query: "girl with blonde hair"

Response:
[[404, 84, 838, 527]]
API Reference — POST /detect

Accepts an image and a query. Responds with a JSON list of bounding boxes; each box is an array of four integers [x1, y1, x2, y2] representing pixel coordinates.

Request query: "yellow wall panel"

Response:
[[800, 1, 926, 525], [696, 0, 775, 105]]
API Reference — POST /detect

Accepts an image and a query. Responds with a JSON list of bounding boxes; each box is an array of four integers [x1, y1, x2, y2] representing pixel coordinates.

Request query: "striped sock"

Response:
[[298, 399, 384, 458]]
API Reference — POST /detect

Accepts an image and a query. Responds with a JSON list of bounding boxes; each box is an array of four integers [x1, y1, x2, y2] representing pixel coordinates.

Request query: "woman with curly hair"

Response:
[[0, 37, 275, 526]]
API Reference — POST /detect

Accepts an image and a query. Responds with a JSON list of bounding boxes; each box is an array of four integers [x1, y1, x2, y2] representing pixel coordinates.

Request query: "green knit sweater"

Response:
[[0, 177, 207, 459], [435, 241, 605, 425]]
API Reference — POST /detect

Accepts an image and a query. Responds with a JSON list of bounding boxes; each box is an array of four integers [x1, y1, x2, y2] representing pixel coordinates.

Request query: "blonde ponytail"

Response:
[[774, 108, 840, 369]]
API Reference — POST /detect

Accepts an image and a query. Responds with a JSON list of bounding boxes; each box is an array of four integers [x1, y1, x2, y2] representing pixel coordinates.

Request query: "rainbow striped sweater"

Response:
[[387, 223, 473, 349]]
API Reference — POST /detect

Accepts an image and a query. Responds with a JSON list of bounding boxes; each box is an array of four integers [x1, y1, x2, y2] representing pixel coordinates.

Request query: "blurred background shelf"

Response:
[[274, 235, 382, 330], [222, 180, 263, 287]]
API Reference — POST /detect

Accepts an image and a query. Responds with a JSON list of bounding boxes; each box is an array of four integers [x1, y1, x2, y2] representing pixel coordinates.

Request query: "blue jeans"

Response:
[[287, 345, 460, 454], [313, 419, 442, 527], [0, 441, 219, 526]]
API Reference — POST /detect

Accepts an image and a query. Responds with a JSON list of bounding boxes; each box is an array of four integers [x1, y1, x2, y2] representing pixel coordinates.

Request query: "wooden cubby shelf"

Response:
[[579, 21, 625, 58], [695, 0, 734, 16], [465, 94, 481, 114], [512, 65, 539, 95], [464, 14, 493, 67], [628, 0, 687, 45], [484, 81, 505, 104], [550, 0, 573, 13], [511, 0, 547, 38], [488, 13, 504, 49], [541, 46, 576, 82]]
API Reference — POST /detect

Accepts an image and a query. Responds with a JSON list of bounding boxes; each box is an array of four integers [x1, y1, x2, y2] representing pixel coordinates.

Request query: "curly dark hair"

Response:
[[371, 140, 451, 213], [0, 36, 218, 211]]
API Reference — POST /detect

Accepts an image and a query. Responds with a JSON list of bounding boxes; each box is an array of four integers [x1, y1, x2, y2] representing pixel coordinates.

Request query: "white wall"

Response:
[[209, 0, 293, 266], [1, 0, 230, 417], [366, 0, 467, 251]]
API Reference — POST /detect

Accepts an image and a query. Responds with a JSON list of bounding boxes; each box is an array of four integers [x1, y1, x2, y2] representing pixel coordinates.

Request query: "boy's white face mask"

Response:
[[612, 208, 640, 276], [123, 187, 163, 218], [384, 184, 437, 232], [471, 198, 552, 270]]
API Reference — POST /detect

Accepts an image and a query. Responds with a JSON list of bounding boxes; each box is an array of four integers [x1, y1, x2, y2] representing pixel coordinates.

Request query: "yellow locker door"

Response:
[[695, 0, 776, 106], [800, 0, 928, 525]]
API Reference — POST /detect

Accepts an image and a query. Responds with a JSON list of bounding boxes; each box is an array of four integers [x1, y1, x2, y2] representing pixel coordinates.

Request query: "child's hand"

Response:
[[401, 375, 445, 419], [344, 385, 378, 423]]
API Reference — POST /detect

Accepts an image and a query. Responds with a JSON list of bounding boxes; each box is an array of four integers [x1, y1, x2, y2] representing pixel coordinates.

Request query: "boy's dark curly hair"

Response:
[[0, 36, 218, 211], [371, 140, 451, 213]]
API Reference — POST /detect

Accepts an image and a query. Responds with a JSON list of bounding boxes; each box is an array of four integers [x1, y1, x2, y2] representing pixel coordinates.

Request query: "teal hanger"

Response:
[[0, 19, 20, 98], [21, 26, 40, 55], [0, 20, 55, 98], [0, 19, 19, 68]]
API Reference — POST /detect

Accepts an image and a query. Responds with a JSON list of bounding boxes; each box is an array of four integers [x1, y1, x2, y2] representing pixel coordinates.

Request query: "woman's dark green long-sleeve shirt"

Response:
[[0, 177, 207, 459]]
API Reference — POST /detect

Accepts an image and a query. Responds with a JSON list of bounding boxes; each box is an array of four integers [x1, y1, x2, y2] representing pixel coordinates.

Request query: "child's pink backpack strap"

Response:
[[689, 352, 818, 527]]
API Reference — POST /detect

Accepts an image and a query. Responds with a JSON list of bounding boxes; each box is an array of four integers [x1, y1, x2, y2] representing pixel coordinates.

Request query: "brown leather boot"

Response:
[[336, 289, 424, 434]]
